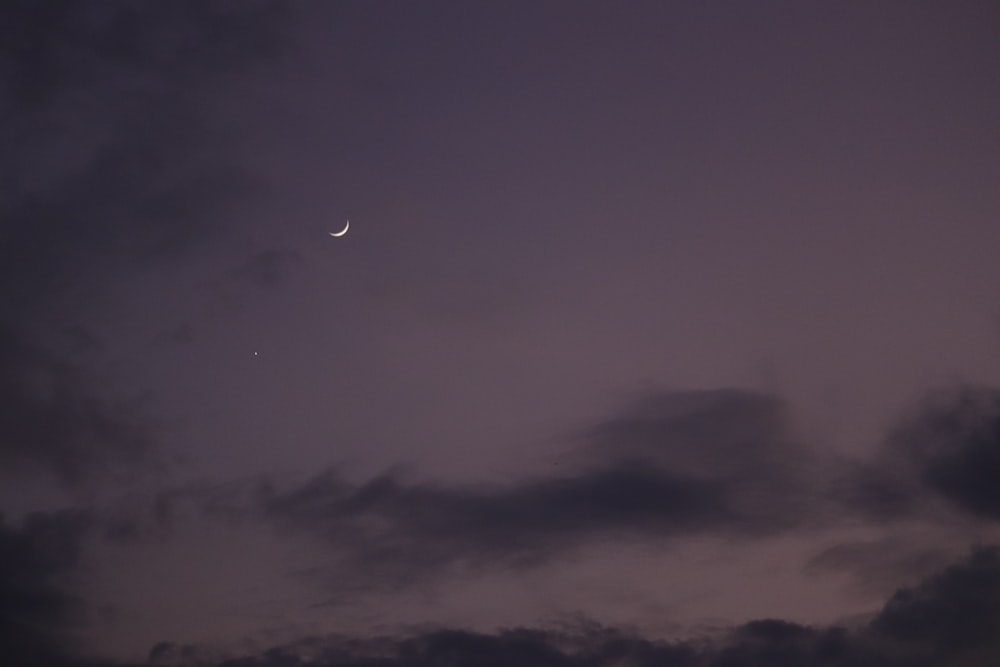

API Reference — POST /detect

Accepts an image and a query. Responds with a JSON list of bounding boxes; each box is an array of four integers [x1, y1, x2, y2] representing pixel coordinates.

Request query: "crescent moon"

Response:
[[329, 219, 350, 237]]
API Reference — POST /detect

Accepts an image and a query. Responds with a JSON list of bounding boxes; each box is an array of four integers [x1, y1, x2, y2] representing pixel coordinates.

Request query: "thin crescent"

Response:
[[329, 219, 350, 237]]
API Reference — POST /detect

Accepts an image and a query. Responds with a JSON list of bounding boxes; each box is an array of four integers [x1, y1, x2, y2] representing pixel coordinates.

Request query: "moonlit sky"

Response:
[[4, 2, 1000, 666]]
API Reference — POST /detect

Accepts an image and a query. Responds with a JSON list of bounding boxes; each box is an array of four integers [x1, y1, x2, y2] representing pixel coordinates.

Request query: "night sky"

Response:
[[4, 2, 1000, 666]]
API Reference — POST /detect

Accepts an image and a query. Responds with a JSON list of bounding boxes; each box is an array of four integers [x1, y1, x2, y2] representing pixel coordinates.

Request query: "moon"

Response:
[[329, 219, 350, 237]]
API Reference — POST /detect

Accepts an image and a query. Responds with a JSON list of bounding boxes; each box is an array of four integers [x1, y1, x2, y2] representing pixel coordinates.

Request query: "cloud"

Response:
[[0, 511, 91, 666], [0, 1, 289, 488], [96, 384, 997, 617], [871, 545, 1000, 658], [824, 458, 920, 524], [132, 546, 1000, 666], [256, 389, 823, 589], [805, 536, 958, 598], [578, 389, 819, 522], [250, 386, 1000, 599], [0, 325, 151, 487], [808, 383, 1000, 530], [264, 462, 734, 581], [150, 624, 700, 667], [0, 4, 290, 663], [711, 620, 858, 667], [888, 386, 1000, 521], [33, 383, 997, 665], [0, 1, 287, 314]]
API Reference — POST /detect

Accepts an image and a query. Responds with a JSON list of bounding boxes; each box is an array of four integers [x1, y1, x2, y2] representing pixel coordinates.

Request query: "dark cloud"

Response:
[[582, 390, 796, 476], [1, 0, 287, 316], [0, 511, 91, 666], [579, 389, 818, 522], [711, 620, 857, 667], [264, 462, 733, 582], [256, 390, 826, 588], [0, 1, 289, 487], [0, 0, 283, 111], [888, 386, 1000, 521], [824, 459, 919, 524], [48, 385, 998, 666], [0, 325, 150, 487], [249, 386, 1000, 599], [630, 384, 1000, 533], [129, 547, 1000, 665], [871, 545, 1000, 659], [811, 384, 1000, 528], [149, 641, 222, 666], [96, 386, 1000, 610], [0, 4, 289, 664], [166, 625, 700, 667]]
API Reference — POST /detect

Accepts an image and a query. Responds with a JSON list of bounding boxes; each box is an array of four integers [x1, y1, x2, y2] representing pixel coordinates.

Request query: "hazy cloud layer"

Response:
[[1, 0, 286, 317], [247, 385, 1000, 592], [0, 326, 149, 486], [38, 382, 996, 664], [3, 373, 999, 663], [805, 536, 959, 598], [258, 390, 809, 585], [127, 547, 1000, 667], [0, 1, 289, 487], [0, 2, 288, 661], [0, 511, 91, 666]]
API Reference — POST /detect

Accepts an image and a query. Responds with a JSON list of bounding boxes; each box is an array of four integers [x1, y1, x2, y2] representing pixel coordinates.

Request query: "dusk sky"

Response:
[[4, 2, 1000, 666]]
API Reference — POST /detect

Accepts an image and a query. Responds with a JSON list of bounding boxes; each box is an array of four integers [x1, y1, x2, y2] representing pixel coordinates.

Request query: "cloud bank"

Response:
[[133, 546, 1000, 667], [251, 386, 1000, 591], [0, 0, 291, 491]]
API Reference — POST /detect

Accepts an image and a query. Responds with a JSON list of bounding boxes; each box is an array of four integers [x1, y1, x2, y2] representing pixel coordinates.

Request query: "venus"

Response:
[[329, 219, 349, 237]]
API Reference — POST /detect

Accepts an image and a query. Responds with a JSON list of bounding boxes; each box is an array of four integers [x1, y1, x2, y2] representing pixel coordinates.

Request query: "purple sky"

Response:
[[4, 2, 1000, 666]]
